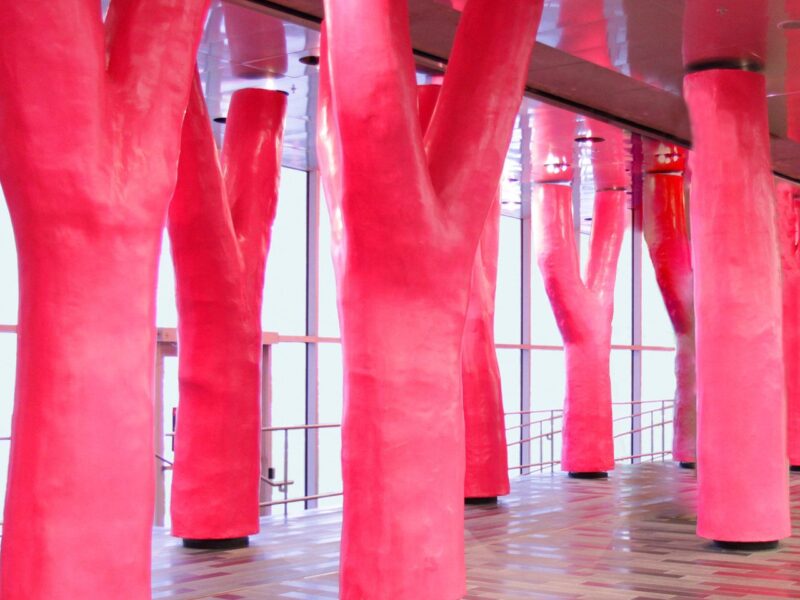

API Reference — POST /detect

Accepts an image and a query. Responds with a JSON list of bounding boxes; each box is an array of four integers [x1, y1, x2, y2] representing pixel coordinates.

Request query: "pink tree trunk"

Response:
[[462, 196, 509, 499], [168, 74, 286, 545], [0, 2, 209, 598], [684, 68, 790, 545], [776, 181, 800, 468], [418, 84, 509, 501], [533, 184, 626, 476], [642, 160, 696, 465], [317, 0, 543, 595]]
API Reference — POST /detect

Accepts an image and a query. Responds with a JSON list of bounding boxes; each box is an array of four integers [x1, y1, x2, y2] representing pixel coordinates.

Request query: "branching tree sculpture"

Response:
[[0, 1, 210, 597], [317, 0, 543, 596], [168, 74, 286, 547], [642, 145, 696, 466]]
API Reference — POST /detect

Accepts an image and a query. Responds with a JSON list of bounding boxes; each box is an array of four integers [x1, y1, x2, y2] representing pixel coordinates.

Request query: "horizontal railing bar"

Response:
[[612, 406, 672, 422], [260, 475, 294, 487], [616, 451, 673, 461], [511, 460, 561, 471], [506, 416, 564, 431], [262, 423, 340, 432], [155, 454, 174, 467], [614, 420, 673, 438], [259, 491, 342, 507], [508, 430, 563, 446]]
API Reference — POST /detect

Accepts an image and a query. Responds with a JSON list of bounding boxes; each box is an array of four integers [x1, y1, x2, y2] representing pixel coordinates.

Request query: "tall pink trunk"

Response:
[[642, 168, 696, 464], [0, 2, 209, 597], [318, 0, 543, 595], [684, 68, 790, 544], [418, 85, 509, 500], [168, 75, 286, 544], [776, 181, 800, 467], [533, 185, 625, 475]]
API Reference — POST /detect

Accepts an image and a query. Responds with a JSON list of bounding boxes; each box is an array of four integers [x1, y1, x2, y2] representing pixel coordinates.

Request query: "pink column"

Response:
[[684, 68, 790, 546], [462, 195, 509, 500], [532, 184, 625, 476], [168, 75, 286, 547], [318, 0, 543, 595], [418, 84, 509, 501], [642, 148, 696, 466], [0, 2, 209, 598], [776, 182, 800, 468]]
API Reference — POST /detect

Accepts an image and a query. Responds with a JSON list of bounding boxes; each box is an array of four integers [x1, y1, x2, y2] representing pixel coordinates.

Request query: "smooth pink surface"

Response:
[[318, 0, 542, 595], [462, 195, 509, 498], [418, 84, 509, 499], [776, 181, 800, 466], [533, 184, 625, 474], [642, 161, 696, 463], [0, 1, 209, 597], [684, 69, 790, 542], [168, 75, 286, 539]]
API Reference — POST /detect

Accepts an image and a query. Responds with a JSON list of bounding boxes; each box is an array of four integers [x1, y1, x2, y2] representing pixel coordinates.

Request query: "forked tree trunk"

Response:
[[417, 84, 509, 500], [318, 0, 543, 596], [642, 168, 696, 464], [168, 74, 286, 543], [0, 2, 209, 598], [533, 185, 625, 475]]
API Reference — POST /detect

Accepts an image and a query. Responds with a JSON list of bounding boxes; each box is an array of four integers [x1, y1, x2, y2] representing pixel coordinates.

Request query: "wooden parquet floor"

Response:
[[151, 463, 800, 599]]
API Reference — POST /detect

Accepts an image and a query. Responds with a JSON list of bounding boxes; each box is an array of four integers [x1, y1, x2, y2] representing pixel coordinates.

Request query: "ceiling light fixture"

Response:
[[574, 136, 605, 144], [299, 55, 320, 66], [213, 117, 227, 124]]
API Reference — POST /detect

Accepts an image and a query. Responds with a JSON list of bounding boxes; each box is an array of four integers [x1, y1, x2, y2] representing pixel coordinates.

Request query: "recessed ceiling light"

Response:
[[779, 20, 800, 30], [213, 117, 227, 124], [574, 136, 605, 144], [299, 55, 320, 66]]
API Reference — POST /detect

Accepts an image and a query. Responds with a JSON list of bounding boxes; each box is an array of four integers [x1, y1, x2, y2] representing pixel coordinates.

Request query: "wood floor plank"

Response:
[[152, 463, 800, 598]]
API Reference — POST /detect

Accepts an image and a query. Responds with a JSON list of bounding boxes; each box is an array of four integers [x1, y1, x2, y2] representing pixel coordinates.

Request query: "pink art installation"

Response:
[[0, 1, 210, 597], [317, 0, 543, 595], [168, 73, 286, 546]]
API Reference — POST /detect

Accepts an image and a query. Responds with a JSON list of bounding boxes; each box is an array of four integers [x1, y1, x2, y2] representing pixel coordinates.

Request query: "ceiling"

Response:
[[199, 0, 800, 224]]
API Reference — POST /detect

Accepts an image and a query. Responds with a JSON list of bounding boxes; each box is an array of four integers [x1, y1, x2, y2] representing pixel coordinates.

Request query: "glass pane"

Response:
[[268, 342, 307, 514], [495, 217, 521, 344], [0, 333, 17, 519], [156, 232, 178, 328], [263, 167, 307, 334], [611, 217, 633, 345], [530, 350, 565, 412], [497, 349, 520, 470], [319, 187, 340, 337], [162, 354, 179, 526], [642, 245, 676, 347], [530, 246, 563, 346], [317, 344, 343, 508], [0, 188, 18, 325], [611, 349, 633, 461]]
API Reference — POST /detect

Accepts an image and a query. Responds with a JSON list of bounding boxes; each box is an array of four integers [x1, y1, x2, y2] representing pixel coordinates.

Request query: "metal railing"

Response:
[[248, 400, 675, 512], [0, 400, 675, 529]]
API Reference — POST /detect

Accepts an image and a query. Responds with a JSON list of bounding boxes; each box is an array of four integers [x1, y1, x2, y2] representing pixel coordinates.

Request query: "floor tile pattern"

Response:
[[152, 463, 800, 599]]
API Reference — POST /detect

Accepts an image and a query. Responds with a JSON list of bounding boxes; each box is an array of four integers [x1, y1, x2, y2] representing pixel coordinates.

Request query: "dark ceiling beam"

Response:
[[234, 0, 800, 183]]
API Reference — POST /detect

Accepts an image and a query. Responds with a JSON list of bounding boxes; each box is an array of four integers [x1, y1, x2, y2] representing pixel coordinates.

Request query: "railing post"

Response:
[[153, 340, 166, 528], [520, 107, 533, 476], [305, 170, 321, 509], [283, 428, 290, 517], [260, 343, 273, 517], [630, 135, 644, 465]]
